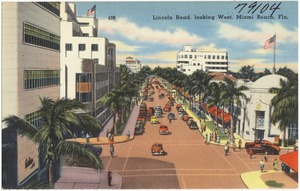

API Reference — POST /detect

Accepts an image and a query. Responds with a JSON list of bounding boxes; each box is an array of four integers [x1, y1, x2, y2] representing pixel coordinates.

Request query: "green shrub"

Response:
[[265, 180, 284, 188]]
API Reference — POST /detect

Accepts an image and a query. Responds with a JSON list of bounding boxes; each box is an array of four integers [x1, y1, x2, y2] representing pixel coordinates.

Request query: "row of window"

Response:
[[25, 111, 42, 128], [65, 43, 98, 51], [24, 70, 60, 89], [76, 74, 92, 102], [36, 2, 60, 17], [206, 62, 228, 65], [24, 23, 60, 51], [178, 54, 228, 60]]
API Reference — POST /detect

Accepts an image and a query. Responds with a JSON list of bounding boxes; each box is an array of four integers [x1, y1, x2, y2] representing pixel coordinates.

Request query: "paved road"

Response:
[[97, 79, 286, 189]]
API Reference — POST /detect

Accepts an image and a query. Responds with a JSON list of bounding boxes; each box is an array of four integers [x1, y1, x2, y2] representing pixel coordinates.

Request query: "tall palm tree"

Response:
[[100, 88, 124, 134], [2, 97, 103, 187], [221, 77, 249, 142], [270, 75, 298, 146]]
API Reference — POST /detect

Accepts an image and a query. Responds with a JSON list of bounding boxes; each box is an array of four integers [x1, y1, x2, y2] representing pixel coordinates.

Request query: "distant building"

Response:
[[125, 56, 141, 73], [60, 2, 120, 126], [177, 45, 228, 75], [2, 2, 61, 188], [209, 72, 237, 83]]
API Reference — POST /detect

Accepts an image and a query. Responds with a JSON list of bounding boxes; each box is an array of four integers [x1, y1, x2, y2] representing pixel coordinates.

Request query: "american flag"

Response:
[[264, 35, 276, 49], [87, 5, 96, 16]]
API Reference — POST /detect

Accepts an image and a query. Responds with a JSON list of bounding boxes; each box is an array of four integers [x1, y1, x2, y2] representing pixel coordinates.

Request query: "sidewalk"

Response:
[[55, 166, 122, 189]]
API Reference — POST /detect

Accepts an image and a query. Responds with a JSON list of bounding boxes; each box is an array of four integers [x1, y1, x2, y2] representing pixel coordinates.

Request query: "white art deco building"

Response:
[[60, 3, 120, 126], [177, 45, 228, 75], [235, 74, 297, 143], [125, 56, 141, 73]]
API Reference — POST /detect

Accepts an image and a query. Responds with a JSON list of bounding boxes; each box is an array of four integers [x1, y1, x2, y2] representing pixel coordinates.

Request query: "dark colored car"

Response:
[[189, 121, 198, 129], [245, 140, 280, 155], [167, 112, 176, 120], [134, 127, 144, 135]]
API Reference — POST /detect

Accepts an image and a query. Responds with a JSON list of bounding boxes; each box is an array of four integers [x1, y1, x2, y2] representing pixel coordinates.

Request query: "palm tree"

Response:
[[270, 75, 298, 146], [100, 88, 124, 134], [2, 97, 103, 187], [239, 65, 255, 81], [220, 77, 249, 142]]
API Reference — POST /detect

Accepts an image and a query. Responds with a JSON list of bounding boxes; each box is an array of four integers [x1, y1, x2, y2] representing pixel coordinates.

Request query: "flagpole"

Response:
[[94, 5, 96, 18], [273, 34, 276, 74]]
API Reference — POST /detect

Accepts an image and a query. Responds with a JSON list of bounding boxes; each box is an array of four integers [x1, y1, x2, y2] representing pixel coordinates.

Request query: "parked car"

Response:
[[65, 144, 102, 167], [134, 126, 144, 135], [155, 110, 163, 118], [167, 112, 176, 120], [176, 104, 182, 111], [148, 97, 154, 102], [189, 121, 198, 129], [245, 140, 281, 155], [150, 116, 159, 124], [151, 143, 167, 156], [159, 125, 169, 135], [135, 120, 144, 128], [158, 94, 163, 99], [186, 117, 194, 125]]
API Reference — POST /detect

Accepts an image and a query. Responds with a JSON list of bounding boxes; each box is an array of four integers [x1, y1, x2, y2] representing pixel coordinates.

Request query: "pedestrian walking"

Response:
[[260, 159, 265, 172], [209, 133, 212, 142], [205, 133, 208, 144], [81, 131, 85, 138], [249, 148, 253, 159], [106, 129, 109, 138], [110, 146, 114, 157], [86, 133, 90, 143], [108, 171, 112, 186], [264, 151, 268, 162], [224, 143, 229, 156], [232, 141, 236, 152], [126, 130, 130, 141], [273, 159, 278, 171], [238, 139, 242, 150], [217, 135, 220, 143]]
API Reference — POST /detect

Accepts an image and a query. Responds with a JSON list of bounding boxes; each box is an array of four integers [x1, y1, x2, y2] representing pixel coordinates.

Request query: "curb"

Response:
[[241, 170, 281, 189]]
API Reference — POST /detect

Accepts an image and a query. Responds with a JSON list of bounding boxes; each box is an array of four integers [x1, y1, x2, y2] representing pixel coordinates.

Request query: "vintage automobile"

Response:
[[151, 143, 167, 156], [148, 96, 154, 102], [159, 125, 169, 135], [167, 112, 176, 120], [163, 104, 171, 112], [245, 140, 281, 155], [150, 116, 159, 124], [186, 117, 194, 125], [147, 107, 155, 116], [158, 94, 163, 99], [135, 120, 144, 128], [189, 121, 199, 129], [65, 144, 102, 167], [134, 126, 144, 135], [176, 104, 182, 111], [154, 110, 163, 118]]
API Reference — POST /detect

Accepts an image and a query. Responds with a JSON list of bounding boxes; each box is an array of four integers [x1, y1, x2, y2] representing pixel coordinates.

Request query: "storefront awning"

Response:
[[279, 151, 298, 173]]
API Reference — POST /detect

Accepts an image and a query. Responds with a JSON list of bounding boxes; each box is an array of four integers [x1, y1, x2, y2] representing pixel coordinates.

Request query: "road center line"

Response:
[[122, 143, 132, 171]]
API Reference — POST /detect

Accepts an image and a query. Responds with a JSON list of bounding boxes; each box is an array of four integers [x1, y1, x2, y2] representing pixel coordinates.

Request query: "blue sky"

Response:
[[75, 1, 298, 72]]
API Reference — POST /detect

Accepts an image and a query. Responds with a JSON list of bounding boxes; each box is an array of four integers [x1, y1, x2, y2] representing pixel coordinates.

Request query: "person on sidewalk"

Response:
[[249, 148, 253, 159], [205, 133, 208, 144], [110, 146, 114, 158], [238, 139, 242, 150], [108, 171, 112, 186], [126, 130, 130, 141], [273, 159, 278, 171], [86, 133, 90, 143], [217, 135, 220, 143], [264, 151, 268, 162], [224, 143, 229, 156], [232, 141, 236, 152], [260, 159, 265, 172]]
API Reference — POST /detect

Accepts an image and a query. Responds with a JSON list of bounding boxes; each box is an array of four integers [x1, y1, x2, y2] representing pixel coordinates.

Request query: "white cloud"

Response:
[[98, 17, 203, 46], [196, 43, 227, 51], [111, 40, 141, 52], [218, 22, 298, 44]]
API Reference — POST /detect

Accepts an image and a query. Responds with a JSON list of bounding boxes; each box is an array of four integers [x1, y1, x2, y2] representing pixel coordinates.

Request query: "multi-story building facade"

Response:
[[234, 74, 297, 143], [60, 2, 120, 127], [125, 56, 141, 73], [177, 45, 228, 75], [2, 2, 61, 188]]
